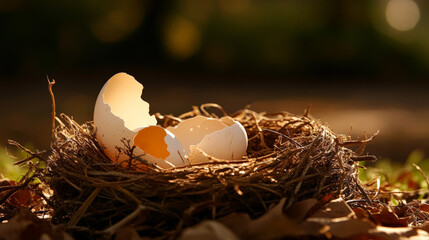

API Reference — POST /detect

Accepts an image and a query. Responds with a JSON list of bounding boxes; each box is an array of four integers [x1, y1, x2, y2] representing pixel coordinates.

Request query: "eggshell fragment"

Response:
[[133, 125, 187, 169], [94, 72, 188, 169], [167, 116, 248, 164]]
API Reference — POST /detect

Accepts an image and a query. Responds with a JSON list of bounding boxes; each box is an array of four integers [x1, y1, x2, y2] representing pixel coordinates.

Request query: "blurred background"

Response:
[[1, 0, 428, 166]]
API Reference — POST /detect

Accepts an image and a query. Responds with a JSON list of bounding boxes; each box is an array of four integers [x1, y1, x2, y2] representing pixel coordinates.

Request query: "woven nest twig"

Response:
[[8, 103, 377, 239]]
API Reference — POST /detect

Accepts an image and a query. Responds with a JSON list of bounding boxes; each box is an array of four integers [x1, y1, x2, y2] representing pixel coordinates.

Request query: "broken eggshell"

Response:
[[132, 125, 188, 169], [167, 115, 248, 164], [93, 72, 188, 169]]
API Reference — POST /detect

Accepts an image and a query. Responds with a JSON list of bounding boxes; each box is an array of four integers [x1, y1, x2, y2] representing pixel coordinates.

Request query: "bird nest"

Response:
[[7, 104, 376, 239]]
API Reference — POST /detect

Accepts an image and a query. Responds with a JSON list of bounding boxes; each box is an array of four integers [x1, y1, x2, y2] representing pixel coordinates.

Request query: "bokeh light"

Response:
[[1, 0, 429, 163], [163, 16, 201, 60], [386, 0, 420, 31], [90, 0, 144, 43]]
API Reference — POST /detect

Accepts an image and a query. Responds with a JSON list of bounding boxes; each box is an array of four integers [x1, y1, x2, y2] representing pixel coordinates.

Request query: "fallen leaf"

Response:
[[245, 198, 301, 240], [178, 220, 240, 240], [418, 221, 429, 234], [303, 198, 428, 240], [328, 218, 374, 238], [219, 198, 301, 240], [298, 220, 327, 236], [185, 198, 429, 240], [308, 198, 355, 219], [0, 208, 73, 240], [419, 203, 429, 213], [353, 207, 369, 219], [396, 172, 420, 190], [218, 212, 252, 237], [320, 193, 335, 204], [397, 172, 413, 182], [371, 206, 409, 227], [303, 193, 335, 218], [284, 198, 317, 222], [114, 227, 144, 240], [368, 226, 429, 240], [9, 187, 32, 207]]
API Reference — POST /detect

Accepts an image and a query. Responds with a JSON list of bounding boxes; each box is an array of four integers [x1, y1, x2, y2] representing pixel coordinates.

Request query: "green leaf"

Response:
[[0, 145, 30, 181]]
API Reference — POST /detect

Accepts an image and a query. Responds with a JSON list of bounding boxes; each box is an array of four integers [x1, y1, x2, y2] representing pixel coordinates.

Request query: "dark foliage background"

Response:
[[0, 0, 428, 161]]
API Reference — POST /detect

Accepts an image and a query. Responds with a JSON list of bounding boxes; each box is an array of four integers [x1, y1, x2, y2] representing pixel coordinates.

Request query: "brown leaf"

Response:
[[298, 220, 328, 236], [219, 198, 301, 240], [418, 221, 429, 234], [185, 198, 429, 240], [371, 206, 409, 227], [0, 208, 73, 240], [284, 198, 317, 222], [320, 193, 335, 204], [396, 172, 420, 190], [303, 198, 428, 240], [1, 179, 42, 209], [308, 198, 355, 220], [308, 210, 428, 239], [368, 226, 429, 240], [328, 218, 375, 238], [219, 212, 252, 237], [114, 227, 144, 240], [419, 203, 429, 213], [397, 172, 412, 182], [304, 193, 335, 218], [353, 207, 370, 219], [245, 198, 301, 240], [178, 220, 240, 240], [9, 187, 32, 207]]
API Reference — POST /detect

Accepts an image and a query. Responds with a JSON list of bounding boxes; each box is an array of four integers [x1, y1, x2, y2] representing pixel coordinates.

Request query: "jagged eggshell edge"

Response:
[[132, 125, 188, 169], [167, 116, 248, 164], [94, 72, 186, 169]]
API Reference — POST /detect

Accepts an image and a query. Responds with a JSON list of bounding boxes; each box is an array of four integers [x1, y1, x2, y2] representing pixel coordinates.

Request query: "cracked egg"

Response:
[[167, 115, 248, 164], [93, 72, 188, 169]]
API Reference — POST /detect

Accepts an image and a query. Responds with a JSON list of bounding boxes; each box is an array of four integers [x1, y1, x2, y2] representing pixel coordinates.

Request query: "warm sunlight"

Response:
[[386, 0, 420, 31]]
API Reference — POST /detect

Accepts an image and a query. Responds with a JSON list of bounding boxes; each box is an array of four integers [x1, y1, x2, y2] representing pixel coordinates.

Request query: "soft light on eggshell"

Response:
[[167, 116, 248, 164], [93, 72, 188, 169], [133, 125, 187, 169]]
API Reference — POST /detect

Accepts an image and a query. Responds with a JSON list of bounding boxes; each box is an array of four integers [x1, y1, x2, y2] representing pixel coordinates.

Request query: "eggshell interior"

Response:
[[94, 72, 187, 169], [166, 116, 225, 156], [167, 116, 248, 164], [97, 72, 157, 131], [133, 125, 188, 169]]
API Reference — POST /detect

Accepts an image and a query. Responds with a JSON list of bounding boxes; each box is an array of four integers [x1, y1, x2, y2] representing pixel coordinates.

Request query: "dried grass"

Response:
[[12, 103, 374, 239]]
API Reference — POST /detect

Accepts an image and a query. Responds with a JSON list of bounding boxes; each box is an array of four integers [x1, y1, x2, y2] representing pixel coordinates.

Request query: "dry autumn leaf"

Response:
[[178, 220, 240, 240], [199, 198, 429, 240], [214, 198, 301, 240], [371, 206, 409, 227], [0, 208, 72, 240], [114, 227, 148, 240], [305, 198, 429, 239]]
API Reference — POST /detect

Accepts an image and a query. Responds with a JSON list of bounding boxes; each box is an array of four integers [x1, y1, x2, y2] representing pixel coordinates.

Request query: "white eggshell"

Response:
[[94, 72, 188, 169], [133, 125, 187, 169], [167, 116, 248, 164]]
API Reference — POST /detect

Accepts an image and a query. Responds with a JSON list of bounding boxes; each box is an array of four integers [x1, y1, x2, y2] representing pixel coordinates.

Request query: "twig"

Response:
[[68, 187, 102, 226], [47, 76, 56, 140], [413, 164, 429, 191], [0, 177, 34, 205], [262, 128, 302, 147], [252, 112, 269, 149], [356, 181, 372, 205], [200, 103, 227, 117], [303, 105, 311, 118], [350, 155, 377, 162], [99, 205, 146, 236], [13, 150, 47, 166], [338, 130, 379, 146], [7, 140, 34, 156]]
